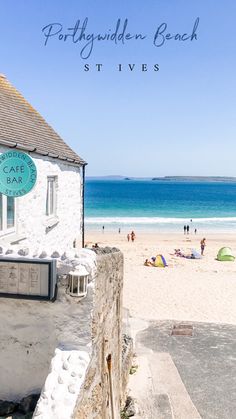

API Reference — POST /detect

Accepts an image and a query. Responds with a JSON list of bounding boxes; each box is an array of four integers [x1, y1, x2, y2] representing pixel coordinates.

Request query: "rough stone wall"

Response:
[[74, 249, 124, 419], [0, 145, 83, 252], [121, 335, 133, 405]]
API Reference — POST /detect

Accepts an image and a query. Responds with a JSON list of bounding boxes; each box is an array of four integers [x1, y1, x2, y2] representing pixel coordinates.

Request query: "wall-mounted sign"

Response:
[[0, 258, 57, 300], [0, 150, 37, 197]]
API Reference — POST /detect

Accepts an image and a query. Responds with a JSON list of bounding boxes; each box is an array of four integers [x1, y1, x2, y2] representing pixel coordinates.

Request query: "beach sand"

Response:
[[85, 231, 236, 325]]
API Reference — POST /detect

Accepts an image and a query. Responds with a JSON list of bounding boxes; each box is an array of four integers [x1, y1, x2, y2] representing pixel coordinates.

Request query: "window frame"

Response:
[[46, 176, 58, 218], [0, 194, 16, 237]]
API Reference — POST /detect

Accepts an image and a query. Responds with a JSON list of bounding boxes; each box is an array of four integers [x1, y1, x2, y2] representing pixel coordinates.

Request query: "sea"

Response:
[[85, 179, 236, 233]]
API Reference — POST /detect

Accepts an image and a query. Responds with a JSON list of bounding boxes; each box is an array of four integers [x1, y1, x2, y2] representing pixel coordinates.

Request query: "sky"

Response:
[[0, 0, 235, 177]]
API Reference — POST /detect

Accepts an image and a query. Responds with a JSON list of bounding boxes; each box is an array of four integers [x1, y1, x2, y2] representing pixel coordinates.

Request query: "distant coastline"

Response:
[[86, 175, 236, 183]]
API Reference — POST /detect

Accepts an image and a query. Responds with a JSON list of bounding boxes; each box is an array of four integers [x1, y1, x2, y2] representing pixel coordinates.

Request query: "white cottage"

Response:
[[0, 74, 86, 253]]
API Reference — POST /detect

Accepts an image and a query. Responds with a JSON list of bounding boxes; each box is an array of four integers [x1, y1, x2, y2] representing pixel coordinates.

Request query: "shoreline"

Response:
[[85, 229, 236, 239], [85, 220, 236, 235]]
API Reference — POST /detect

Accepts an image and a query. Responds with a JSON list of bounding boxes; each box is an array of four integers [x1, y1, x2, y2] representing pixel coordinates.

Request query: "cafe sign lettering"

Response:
[[0, 151, 37, 197]]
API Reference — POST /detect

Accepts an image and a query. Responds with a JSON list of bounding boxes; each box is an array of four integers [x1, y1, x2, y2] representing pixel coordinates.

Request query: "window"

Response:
[[0, 194, 16, 235], [46, 176, 57, 217]]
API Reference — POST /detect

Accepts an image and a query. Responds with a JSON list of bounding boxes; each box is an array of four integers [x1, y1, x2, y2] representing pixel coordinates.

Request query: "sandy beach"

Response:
[[85, 231, 236, 325]]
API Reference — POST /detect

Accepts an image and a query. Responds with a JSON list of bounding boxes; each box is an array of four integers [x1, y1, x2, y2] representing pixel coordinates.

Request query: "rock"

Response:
[[68, 384, 76, 394], [58, 375, 64, 384], [5, 249, 13, 255], [18, 393, 39, 414], [63, 360, 69, 370], [0, 400, 18, 415], [18, 247, 29, 256], [39, 251, 47, 259], [51, 251, 60, 258], [61, 252, 67, 260], [124, 396, 137, 417]]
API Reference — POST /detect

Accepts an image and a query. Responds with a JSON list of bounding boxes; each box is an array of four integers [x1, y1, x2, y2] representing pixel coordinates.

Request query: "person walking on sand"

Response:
[[131, 231, 136, 242], [184, 225, 186, 235], [200, 238, 206, 255], [102, 225, 105, 233], [127, 233, 130, 242], [195, 228, 197, 235], [186, 225, 189, 234]]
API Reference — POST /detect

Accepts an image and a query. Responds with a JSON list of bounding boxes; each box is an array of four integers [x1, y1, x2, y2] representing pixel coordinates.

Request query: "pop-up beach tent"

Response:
[[217, 247, 235, 261], [154, 255, 167, 267]]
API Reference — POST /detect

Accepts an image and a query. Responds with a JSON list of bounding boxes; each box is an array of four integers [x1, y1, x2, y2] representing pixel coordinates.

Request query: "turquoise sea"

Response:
[[85, 179, 236, 232]]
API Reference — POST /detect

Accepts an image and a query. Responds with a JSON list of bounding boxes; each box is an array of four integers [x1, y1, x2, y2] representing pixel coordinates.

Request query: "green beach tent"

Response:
[[217, 247, 235, 261]]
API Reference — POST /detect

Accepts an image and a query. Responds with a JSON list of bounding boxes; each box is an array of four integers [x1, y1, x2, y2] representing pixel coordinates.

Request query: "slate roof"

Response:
[[0, 74, 86, 166]]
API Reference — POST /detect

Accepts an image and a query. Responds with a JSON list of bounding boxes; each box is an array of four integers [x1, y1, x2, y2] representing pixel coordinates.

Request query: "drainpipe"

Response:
[[82, 164, 86, 248], [107, 354, 115, 419]]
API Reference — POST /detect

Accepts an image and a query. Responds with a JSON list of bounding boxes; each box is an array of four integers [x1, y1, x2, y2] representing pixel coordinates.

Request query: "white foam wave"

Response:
[[85, 217, 236, 225]]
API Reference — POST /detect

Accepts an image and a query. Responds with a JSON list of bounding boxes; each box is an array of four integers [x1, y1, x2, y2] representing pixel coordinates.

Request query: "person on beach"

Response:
[[131, 231, 136, 242], [186, 225, 189, 234], [118, 228, 121, 234], [144, 259, 154, 267], [102, 225, 105, 233], [127, 233, 130, 242], [184, 225, 186, 234], [200, 238, 206, 255], [195, 228, 197, 235]]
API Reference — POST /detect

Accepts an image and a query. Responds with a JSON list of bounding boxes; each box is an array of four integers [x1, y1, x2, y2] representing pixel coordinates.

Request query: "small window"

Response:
[[46, 177, 57, 216], [0, 194, 16, 235]]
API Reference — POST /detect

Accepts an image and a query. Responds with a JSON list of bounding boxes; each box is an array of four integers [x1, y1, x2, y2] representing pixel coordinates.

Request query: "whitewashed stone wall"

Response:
[[0, 145, 83, 252]]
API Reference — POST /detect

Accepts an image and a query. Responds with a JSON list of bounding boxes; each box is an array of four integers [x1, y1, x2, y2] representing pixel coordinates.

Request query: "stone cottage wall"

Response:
[[0, 145, 83, 252], [74, 249, 124, 419]]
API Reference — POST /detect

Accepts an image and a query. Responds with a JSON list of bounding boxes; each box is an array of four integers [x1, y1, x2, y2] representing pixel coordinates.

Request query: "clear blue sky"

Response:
[[0, 0, 235, 176]]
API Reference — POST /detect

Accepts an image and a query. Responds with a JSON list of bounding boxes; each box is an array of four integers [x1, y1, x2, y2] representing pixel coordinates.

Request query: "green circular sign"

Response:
[[0, 150, 37, 197]]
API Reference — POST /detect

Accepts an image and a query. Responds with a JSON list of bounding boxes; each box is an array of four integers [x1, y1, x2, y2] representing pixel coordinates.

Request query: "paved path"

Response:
[[128, 318, 236, 419]]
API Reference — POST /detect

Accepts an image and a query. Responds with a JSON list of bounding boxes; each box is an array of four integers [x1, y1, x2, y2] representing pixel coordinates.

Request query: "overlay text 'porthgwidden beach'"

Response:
[[42, 17, 200, 59]]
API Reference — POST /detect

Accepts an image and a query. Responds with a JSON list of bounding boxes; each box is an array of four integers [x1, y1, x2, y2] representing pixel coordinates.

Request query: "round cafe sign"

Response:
[[0, 150, 37, 197]]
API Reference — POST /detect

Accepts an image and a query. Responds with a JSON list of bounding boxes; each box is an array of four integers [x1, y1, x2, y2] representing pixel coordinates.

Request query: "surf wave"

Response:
[[85, 217, 236, 225]]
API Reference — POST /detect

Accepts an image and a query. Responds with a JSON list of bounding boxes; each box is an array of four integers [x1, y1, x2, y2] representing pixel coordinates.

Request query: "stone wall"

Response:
[[0, 249, 96, 401], [121, 334, 133, 405], [0, 247, 131, 419], [74, 248, 124, 419], [0, 145, 83, 252]]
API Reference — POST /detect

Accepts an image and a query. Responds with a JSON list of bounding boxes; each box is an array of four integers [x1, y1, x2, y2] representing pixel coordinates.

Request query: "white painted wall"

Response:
[[0, 145, 83, 252], [33, 349, 90, 419], [0, 249, 96, 401]]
